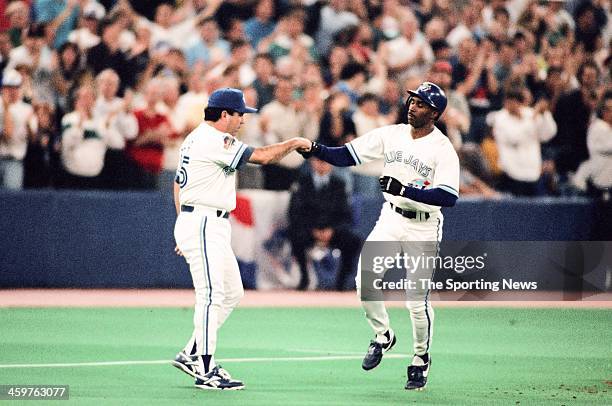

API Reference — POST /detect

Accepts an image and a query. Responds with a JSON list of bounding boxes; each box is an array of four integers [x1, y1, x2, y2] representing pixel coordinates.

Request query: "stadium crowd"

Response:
[[0, 0, 610, 199]]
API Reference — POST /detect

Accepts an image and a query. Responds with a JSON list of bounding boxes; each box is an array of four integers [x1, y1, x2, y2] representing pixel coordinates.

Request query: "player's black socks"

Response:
[[203, 355, 213, 373]]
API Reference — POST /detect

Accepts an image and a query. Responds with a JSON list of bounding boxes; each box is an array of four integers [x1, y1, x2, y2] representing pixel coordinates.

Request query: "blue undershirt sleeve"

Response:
[[314, 145, 358, 167], [402, 187, 458, 207], [236, 146, 254, 170]]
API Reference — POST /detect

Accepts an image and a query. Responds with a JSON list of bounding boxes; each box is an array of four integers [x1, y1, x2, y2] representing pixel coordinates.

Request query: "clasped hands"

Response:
[[296, 140, 320, 159]]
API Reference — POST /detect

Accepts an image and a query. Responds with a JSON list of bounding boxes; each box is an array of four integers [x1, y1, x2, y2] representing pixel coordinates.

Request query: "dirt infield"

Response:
[[1, 289, 611, 308]]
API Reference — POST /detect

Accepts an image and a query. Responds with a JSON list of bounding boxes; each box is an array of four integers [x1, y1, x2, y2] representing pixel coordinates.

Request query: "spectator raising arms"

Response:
[[86, 16, 137, 93], [58, 85, 107, 189], [94, 69, 138, 190], [487, 89, 557, 196], [259, 77, 317, 190], [550, 61, 601, 179], [125, 78, 177, 190], [573, 91, 612, 198], [0, 0, 605, 199]]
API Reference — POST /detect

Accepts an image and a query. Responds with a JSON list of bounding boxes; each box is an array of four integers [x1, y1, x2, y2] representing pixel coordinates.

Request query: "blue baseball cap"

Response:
[[207, 88, 257, 113]]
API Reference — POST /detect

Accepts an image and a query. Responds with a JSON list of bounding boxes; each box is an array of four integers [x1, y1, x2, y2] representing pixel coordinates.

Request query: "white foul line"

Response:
[[0, 354, 412, 369]]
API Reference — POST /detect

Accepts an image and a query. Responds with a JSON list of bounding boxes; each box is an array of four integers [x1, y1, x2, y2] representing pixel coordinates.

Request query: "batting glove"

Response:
[[379, 176, 405, 196], [297, 141, 321, 159]]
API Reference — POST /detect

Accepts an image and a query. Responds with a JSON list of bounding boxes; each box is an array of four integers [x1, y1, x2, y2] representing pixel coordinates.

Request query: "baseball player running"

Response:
[[300, 82, 459, 390], [172, 88, 311, 390]]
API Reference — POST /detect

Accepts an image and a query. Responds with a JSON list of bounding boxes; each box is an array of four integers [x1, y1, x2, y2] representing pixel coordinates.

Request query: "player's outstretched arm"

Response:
[[379, 176, 458, 207], [248, 137, 312, 165], [297, 141, 358, 167]]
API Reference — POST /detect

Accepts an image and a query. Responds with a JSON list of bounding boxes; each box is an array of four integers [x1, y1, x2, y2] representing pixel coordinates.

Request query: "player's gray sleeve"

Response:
[[226, 143, 250, 170], [235, 146, 254, 170]]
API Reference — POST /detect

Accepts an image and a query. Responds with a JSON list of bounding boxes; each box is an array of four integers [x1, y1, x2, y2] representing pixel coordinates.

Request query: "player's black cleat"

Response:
[[405, 354, 430, 390], [172, 351, 203, 379], [362, 329, 396, 370], [195, 365, 245, 390]]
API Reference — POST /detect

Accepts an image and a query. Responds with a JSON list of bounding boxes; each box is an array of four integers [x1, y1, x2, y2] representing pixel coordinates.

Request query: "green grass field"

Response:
[[0, 307, 610, 405]]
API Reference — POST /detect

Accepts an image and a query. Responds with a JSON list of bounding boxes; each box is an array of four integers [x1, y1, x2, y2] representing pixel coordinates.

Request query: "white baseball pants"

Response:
[[356, 202, 442, 356], [174, 209, 244, 357]]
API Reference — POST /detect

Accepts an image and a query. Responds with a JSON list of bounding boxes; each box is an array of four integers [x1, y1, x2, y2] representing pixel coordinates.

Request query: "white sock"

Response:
[[412, 353, 428, 366], [375, 329, 393, 344]]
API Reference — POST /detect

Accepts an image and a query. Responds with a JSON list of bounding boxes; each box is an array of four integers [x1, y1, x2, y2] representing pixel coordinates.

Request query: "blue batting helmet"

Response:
[[407, 82, 447, 116]]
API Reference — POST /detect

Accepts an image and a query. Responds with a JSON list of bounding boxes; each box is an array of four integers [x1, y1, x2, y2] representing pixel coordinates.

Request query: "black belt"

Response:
[[389, 203, 430, 220], [181, 205, 229, 219]]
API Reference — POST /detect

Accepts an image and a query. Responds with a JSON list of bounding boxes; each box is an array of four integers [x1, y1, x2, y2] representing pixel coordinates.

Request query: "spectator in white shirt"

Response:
[[7, 23, 54, 72], [94, 69, 138, 189], [379, 11, 434, 81], [486, 89, 557, 196], [59, 85, 107, 189], [67, 2, 105, 51], [130, 1, 222, 53], [350, 93, 389, 195], [94, 69, 137, 149], [176, 69, 209, 134], [259, 76, 317, 190], [573, 91, 612, 197], [0, 70, 33, 190]]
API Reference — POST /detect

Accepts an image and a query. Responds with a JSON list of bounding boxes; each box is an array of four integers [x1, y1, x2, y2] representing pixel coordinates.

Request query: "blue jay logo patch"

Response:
[[419, 83, 432, 92], [408, 178, 431, 190]]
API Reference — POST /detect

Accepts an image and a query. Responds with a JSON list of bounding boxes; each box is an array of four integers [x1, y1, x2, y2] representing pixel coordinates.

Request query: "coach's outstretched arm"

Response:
[[297, 141, 358, 166], [249, 137, 313, 165]]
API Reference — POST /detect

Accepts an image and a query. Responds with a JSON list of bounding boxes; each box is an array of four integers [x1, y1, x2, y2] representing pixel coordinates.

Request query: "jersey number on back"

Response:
[[176, 155, 190, 188]]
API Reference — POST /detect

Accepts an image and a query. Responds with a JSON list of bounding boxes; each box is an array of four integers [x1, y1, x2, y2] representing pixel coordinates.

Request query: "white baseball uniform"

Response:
[[173, 121, 252, 364], [348, 123, 459, 356]]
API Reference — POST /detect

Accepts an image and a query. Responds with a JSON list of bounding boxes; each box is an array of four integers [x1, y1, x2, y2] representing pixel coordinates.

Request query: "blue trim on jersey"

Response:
[[236, 146, 254, 170], [346, 143, 362, 165], [437, 184, 459, 197], [201, 217, 212, 355], [229, 143, 247, 170]]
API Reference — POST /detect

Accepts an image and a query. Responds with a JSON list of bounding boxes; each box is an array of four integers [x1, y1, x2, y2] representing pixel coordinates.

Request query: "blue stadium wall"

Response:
[[0, 190, 606, 289]]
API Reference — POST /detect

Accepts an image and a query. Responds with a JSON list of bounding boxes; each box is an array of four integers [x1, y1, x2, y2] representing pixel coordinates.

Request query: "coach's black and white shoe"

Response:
[[195, 365, 245, 390], [405, 354, 430, 391], [362, 329, 396, 370], [172, 351, 202, 379]]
